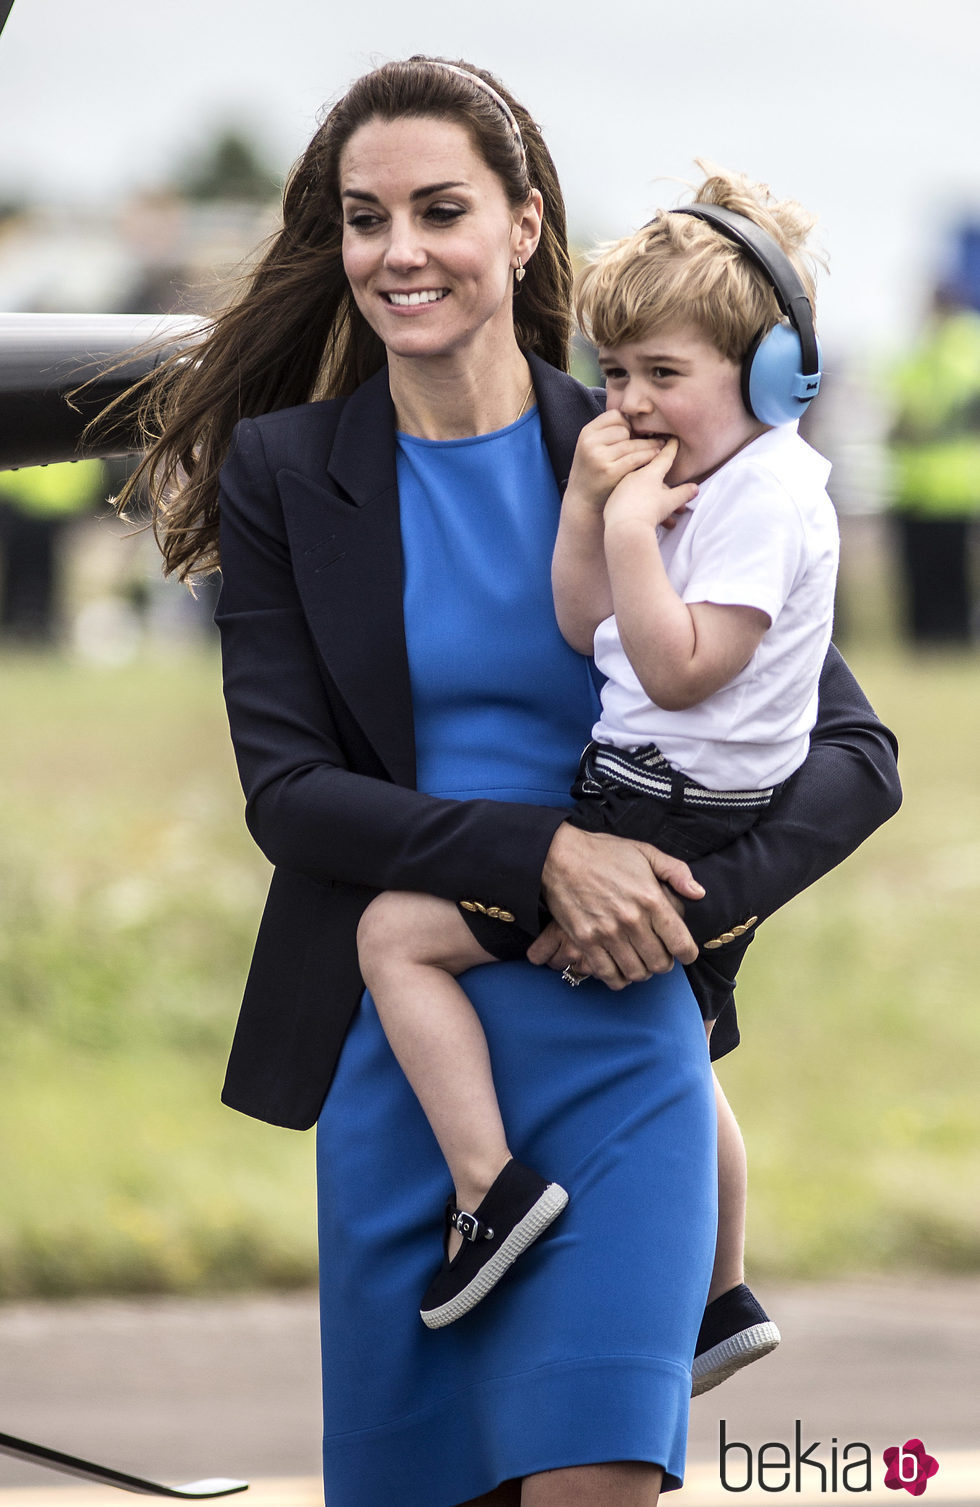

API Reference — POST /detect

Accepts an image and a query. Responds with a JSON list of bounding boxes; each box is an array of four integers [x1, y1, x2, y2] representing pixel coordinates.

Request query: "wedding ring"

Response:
[[561, 965, 586, 987]]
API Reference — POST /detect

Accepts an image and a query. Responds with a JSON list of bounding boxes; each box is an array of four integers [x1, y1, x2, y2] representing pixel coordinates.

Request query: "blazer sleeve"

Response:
[[214, 418, 567, 933], [684, 643, 901, 952]]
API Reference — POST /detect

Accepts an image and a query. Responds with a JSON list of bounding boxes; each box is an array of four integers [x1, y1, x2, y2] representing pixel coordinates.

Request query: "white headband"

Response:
[[430, 62, 527, 169]]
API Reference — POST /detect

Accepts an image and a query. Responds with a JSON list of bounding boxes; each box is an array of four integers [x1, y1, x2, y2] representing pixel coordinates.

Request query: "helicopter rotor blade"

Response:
[[0, 1429, 248, 1498], [0, 312, 203, 470]]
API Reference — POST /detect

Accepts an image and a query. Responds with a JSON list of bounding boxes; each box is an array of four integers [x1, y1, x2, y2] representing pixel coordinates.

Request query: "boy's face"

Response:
[[599, 323, 768, 485]]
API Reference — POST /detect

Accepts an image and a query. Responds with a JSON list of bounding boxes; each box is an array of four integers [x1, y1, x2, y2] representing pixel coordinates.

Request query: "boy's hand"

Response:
[[566, 411, 666, 513], [604, 437, 699, 532]]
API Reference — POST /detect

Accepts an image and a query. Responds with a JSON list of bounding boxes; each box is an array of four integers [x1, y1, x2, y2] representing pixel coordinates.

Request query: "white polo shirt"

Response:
[[591, 423, 839, 791]]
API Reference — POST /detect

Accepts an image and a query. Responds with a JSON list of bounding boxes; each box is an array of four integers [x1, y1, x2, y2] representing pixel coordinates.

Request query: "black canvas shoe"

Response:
[[420, 1159, 568, 1329], [691, 1283, 781, 1396]]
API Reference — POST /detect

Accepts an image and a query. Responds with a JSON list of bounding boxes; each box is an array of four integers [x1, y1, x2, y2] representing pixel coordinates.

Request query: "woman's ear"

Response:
[[513, 188, 544, 268]]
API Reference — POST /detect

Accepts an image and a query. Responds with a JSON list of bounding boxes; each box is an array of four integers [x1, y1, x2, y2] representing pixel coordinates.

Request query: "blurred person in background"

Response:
[[887, 282, 980, 644], [0, 459, 105, 643]]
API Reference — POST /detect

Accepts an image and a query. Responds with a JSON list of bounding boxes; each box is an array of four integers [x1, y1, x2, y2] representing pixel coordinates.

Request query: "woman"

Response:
[[128, 58, 900, 1505]]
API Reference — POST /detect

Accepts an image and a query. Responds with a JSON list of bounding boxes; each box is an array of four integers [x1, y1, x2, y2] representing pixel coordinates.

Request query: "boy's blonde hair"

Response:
[[576, 162, 820, 363]]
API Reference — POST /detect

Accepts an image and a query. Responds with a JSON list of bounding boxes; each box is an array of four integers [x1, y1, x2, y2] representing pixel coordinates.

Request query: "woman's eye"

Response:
[[345, 211, 382, 232], [425, 204, 465, 224]]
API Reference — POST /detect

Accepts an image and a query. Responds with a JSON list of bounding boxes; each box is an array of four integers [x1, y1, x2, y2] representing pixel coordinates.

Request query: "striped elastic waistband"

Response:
[[582, 742, 780, 811]]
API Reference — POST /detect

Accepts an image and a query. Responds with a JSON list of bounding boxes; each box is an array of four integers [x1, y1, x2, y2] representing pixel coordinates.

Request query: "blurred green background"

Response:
[[0, 532, 976, 1299]]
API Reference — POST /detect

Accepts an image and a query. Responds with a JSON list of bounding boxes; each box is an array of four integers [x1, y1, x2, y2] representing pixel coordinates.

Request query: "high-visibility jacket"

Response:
[[889, 309, 980, 518], [0, 459, 106, 519]]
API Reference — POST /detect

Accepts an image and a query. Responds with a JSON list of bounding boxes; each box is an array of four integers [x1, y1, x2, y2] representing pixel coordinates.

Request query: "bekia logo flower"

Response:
[[883, 1438, 939, 1496]]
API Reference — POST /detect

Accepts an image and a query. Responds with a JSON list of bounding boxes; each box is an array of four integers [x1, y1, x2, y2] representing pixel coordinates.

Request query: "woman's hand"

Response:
[[527, 822, 703, 989]]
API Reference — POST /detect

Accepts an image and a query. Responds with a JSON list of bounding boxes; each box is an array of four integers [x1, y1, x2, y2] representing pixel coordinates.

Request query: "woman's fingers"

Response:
[[643, 846, 705, 903], [526, 920, 573, 968], [527, 921, 651, 992], [536, 823, 701, 984], [573, 897, 681, 983], [525, 920, 599, 981]]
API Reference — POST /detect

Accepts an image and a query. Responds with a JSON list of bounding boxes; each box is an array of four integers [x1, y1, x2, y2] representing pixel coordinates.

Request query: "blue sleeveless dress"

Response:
[[315, 410, 717, 1505]]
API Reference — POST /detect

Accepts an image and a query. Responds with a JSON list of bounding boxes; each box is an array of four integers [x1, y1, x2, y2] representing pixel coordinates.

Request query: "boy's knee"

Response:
[[356, 892, 423, 982], [357, 891, 479, 984], [354, 892, 440, 976]]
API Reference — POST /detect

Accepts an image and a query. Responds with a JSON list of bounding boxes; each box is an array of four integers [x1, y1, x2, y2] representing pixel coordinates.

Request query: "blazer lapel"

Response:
[[279, 371, 417, 790], [528, 349, 604, 491]]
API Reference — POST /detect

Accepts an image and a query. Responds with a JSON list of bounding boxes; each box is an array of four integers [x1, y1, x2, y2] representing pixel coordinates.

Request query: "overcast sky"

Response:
[[0, 0, 977, 353]]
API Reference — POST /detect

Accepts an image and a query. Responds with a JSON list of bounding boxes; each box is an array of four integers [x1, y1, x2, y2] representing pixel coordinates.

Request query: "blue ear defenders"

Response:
[[673, 203, 822, 427]]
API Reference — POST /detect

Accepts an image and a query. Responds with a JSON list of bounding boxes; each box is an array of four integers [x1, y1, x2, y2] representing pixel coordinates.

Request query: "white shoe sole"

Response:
[[421, 1184, 569, 1329], [691, 1321, 781, 1397]]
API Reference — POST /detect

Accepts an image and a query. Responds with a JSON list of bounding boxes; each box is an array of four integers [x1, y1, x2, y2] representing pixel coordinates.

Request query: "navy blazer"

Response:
[[214, 350, 901, 1130]]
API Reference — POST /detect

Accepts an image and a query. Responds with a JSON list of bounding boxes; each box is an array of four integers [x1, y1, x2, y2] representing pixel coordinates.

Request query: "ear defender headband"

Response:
[[673, 203, 822, 427]]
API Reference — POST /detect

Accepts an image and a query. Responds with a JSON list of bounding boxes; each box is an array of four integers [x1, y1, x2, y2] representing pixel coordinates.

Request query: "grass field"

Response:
[[0, 630, 977, 1298]]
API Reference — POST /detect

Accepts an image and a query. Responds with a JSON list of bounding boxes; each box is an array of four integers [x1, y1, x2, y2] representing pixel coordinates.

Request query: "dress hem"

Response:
[[323, 1353, 693, 1505]]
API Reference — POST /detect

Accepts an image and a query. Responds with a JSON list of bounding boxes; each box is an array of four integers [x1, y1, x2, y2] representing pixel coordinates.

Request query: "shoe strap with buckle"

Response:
[[450, 1207, 495, 1243]]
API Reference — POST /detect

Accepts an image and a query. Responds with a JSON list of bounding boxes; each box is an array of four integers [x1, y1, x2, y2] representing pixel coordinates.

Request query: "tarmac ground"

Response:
[[0, 1276, 977, 1504]]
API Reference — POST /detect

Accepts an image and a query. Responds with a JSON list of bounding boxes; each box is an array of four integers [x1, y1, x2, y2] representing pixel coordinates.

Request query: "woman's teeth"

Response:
[[387, 290, 449, 306]]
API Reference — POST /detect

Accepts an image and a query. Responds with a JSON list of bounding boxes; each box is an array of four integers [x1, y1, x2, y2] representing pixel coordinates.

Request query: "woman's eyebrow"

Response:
[[341, 181, 469, 202]]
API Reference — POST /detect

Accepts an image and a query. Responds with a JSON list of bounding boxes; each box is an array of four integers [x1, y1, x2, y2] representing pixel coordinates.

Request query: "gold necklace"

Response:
[[514, 381, 534, 422]]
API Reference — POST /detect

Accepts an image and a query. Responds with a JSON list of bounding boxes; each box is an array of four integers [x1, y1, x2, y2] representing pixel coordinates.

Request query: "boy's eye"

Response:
[[601, 367, 628, 382], [651, 367, 678, 380]]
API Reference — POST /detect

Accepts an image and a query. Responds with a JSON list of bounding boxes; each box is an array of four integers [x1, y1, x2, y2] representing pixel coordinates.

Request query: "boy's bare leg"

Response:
[[705, 1021, 747, 1302], [357, 892, 512, 1249]]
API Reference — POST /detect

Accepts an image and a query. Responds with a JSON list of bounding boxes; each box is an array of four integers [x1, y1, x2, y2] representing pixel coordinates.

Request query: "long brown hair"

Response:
[[114, 57, 573, 581]]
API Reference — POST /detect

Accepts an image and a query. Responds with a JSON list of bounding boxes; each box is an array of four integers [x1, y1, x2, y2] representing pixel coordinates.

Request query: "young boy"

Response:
[[356, 167, 837, 1385]]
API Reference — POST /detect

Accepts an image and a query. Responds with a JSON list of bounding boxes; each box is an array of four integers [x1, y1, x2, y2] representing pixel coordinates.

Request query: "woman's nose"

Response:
[[384, 218, 427, 271]]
